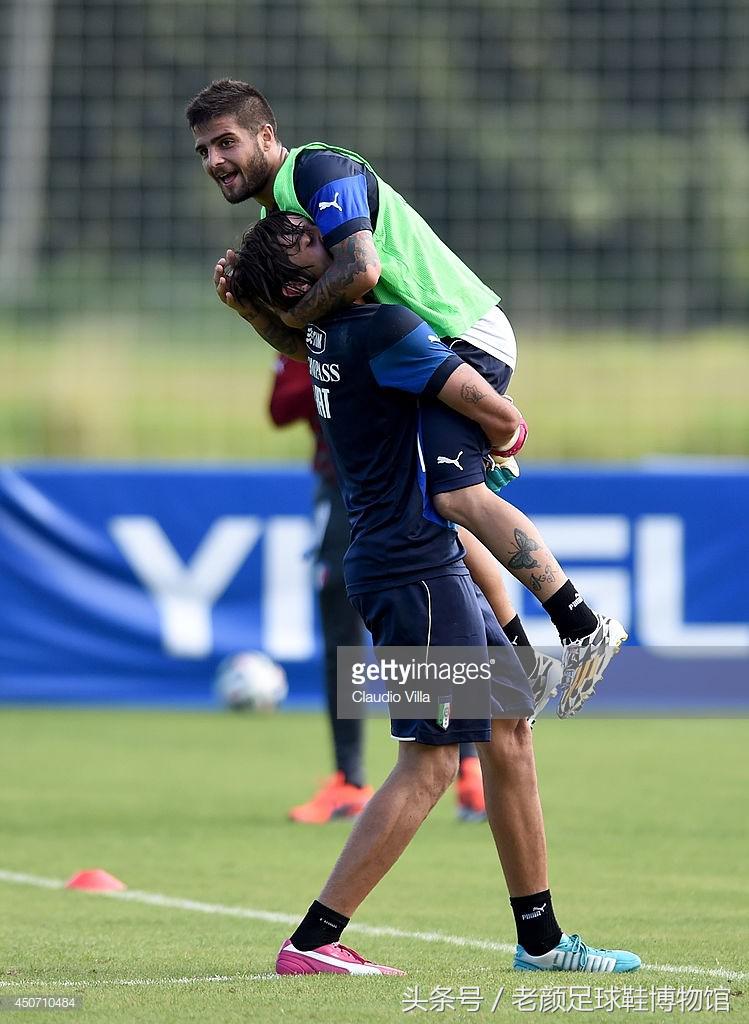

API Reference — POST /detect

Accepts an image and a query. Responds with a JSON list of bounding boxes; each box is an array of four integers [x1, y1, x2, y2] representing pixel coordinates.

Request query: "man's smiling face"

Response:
[[193, 115, 273, 204]]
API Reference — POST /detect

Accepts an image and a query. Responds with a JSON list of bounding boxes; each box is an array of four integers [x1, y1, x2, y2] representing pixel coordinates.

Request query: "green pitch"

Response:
[[0, 710, 746, 1023]]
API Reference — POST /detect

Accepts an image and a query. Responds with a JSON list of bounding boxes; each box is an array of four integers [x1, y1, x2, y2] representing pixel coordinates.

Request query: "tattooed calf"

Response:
[[507, 528, 541, 571], [530, 563, 557, 593]]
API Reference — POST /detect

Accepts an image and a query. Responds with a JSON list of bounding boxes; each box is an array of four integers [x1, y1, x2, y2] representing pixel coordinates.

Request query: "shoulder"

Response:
[[370, 304, 434, 345], [294, 147, 367, 203], [365, 306, 456, 395]]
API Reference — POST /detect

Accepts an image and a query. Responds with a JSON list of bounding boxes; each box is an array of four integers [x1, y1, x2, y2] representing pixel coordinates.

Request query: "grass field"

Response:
[[1, 316, 747, 461], [0, 710, 746, 1022]]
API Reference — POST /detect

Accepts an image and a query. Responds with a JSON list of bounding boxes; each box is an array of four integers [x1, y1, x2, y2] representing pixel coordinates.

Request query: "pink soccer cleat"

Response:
[[276, 938, 405, 976]]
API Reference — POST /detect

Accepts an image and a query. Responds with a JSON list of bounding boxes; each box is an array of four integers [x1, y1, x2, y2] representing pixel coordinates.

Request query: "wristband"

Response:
[[491, 418, 528, 460]]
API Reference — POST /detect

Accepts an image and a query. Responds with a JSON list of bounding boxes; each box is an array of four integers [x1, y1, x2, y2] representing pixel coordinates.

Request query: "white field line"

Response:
[[0, 869, 746, 984], [0, 974, 278, 989]]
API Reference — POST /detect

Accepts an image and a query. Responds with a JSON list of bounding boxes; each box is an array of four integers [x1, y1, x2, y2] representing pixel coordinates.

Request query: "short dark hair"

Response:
[[231, 213, 317, 312], [185, 79, 277, 133]]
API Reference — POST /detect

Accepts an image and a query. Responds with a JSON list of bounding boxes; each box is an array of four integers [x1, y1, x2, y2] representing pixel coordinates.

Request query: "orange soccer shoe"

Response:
[[288, 772, 373, 824], [456, 756, 487, 822]]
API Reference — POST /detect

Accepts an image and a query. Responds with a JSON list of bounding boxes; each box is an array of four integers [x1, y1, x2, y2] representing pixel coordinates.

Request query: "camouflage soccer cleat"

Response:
[[557, 615, 628, 718], [526, 651, 563, 727]]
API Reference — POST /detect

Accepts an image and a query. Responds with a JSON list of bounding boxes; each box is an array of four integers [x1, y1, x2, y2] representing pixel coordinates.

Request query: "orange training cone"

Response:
[[65, 869, 127, 892]]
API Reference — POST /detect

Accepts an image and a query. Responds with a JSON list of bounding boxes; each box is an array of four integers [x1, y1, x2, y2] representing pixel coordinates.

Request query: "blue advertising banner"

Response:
[[0, 465, 316, 705], [0, 462, 747, 708]]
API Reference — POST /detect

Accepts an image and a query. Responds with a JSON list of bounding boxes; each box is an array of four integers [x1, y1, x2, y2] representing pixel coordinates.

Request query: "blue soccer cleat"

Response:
[[514, 933, 641, 973]]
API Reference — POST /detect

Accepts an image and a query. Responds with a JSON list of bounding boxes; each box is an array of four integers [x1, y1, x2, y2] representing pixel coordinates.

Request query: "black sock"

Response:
[[542, 581, 598, 643], [501, 614, 538, 675], [290, 900, 350, 951], [459, 742, 478, 762], [510, 889, 563, 956], [332, 721, 365, 788]]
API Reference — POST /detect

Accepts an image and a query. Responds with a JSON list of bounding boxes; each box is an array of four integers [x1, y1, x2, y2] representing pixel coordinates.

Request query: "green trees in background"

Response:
[[3, 0, 741, 329]]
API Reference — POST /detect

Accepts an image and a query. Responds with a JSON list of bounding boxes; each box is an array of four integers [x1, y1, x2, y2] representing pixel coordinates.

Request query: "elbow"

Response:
[[360, 255, 381, 292], [491, 411, 528, 459], [489, 399, 522, 443], [478, 392, 527, 455]]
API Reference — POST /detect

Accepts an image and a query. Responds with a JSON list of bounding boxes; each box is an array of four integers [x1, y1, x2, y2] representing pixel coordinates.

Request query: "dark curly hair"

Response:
[[230, 213, 318, 312]]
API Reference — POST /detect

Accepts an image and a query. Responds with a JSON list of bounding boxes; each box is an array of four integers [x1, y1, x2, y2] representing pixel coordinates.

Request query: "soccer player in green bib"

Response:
[[187, 79, 627, 720]]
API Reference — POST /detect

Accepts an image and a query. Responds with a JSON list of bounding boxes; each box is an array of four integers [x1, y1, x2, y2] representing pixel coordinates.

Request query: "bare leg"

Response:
[[320, 720, 548, 914], [477, 718, 548, 896], [459, 527, 516, 625], [319, 742, 459, 917], [435, 485, 566, 603]]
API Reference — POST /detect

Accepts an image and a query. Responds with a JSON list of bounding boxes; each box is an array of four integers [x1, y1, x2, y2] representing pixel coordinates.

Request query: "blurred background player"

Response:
[[269, 354, 488, 821], [269, 354, 371, 822], [187, 80, 626, 718]]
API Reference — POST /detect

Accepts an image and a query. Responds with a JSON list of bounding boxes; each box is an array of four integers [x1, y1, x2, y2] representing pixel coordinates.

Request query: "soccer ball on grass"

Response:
[[214, 651, 288, 711]]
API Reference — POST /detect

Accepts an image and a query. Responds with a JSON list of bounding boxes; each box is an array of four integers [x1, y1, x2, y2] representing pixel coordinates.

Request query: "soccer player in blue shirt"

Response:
[[228, 211, 641, 977], [187, 80, 627, 720]]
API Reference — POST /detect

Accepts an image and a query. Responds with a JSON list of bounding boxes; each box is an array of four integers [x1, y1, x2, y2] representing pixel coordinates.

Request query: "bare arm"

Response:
[[436, 363, 524, 451], [244, 306, 307, 361], [214, 253, 307, 362], [279, 230, 381, 329]]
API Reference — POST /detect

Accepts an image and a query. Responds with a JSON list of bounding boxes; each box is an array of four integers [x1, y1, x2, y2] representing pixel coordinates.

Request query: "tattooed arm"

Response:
[[437, 363, 524, 451], [244, 306, 308, 361], [214, 252, 307, 361], [278, 230, 382, 329]]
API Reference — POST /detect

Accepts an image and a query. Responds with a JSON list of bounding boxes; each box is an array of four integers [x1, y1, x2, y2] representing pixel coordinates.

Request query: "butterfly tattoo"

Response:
[[507, 528, 541, 571]]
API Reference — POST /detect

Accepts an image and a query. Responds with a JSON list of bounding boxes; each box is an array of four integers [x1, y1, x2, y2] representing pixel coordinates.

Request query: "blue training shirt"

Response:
[[304, 303, 468, 596], [293, 149, 378, 248]]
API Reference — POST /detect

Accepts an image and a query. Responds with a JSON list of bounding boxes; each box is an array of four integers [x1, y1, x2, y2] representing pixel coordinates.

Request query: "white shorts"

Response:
[[460, 305, 517, 372]]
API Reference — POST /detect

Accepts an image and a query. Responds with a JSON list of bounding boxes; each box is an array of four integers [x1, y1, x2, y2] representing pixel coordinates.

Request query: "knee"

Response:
[[432, 746, 461, 793], [425, 745, 460, 799], [484, 718, 534, 767], [403, 744, 459, 802], [432, 490, 454, 521], [432, 488, 469, 524], [432, 484, 493, 527]]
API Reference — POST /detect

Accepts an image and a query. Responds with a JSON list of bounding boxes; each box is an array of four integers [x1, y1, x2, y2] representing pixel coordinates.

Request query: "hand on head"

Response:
[[213, 249, 263, 320], [216, 213, 325, 319]]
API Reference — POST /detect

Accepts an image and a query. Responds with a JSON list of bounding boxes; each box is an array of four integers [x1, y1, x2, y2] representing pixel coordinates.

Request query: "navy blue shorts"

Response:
[[419, 339, 513, 495], [351, 573, 534, 745]]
